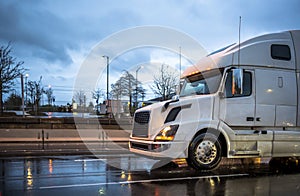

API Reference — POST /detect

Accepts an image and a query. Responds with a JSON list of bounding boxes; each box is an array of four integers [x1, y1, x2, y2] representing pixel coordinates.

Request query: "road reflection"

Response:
[[1, 156, 300, 195], [48, 159, 53, 174], [26, 160, 33, 190]]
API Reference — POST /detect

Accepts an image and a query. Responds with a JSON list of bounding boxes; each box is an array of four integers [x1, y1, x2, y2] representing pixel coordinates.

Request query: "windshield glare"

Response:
[[180, 69, 223, 97]]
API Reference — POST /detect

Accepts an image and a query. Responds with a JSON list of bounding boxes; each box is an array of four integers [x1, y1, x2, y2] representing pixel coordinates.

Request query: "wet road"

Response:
[[1, 154, 300, 196]]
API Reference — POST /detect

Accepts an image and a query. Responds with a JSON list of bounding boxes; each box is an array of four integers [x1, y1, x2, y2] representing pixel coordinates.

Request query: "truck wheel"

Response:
[[188, 133, 222, 171]]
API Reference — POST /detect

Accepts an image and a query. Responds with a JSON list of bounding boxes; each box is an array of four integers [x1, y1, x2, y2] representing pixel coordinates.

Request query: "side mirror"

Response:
[[232, 68, 243, 95], [218, 91, 225, 99], [172, 95, 180, 101]]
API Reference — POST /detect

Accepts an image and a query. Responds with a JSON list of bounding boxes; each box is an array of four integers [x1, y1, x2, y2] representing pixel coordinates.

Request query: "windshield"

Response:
[[180, 69, 224, 97]]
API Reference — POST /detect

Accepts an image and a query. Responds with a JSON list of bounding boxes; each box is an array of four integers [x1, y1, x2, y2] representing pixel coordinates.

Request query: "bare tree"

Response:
[[44, 87, 55, 106], [73, 90, 86, 108], [0, 43, 25, 114], [4, 92, 22, 110], [151, 64, 179, 101], [110, 71, 146, 113], [110, 82, 123, 101], [92, 89, 105, 105], [92, 88, 104, 114], [134, 86, 147, 103], [27, 76, 44, 115]]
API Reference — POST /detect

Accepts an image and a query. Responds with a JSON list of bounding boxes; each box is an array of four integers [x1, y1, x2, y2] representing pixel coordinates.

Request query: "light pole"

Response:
[[135, 65, 143, 109], [21, 74, 24, 117], [25, 73, 29, 107], [102, 55, 110, 116], [48, 84, 52, 106]]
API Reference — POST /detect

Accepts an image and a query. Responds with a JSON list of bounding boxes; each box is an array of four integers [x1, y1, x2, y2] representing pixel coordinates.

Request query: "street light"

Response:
[[135, 65, 143, 109], [25, 74, 29, 107], [48, 85, 52, 106], [102, 55, 110, 116], [21, 74, 24, 117]]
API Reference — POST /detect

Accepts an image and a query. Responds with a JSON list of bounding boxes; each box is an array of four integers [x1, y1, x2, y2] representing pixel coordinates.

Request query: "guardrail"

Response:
[[0, 128, 130, 154], [0, 128, 130, 143]]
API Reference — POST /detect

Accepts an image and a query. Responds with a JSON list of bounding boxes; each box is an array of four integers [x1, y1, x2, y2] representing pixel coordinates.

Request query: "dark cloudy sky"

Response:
[[1, 0, 300, 104]]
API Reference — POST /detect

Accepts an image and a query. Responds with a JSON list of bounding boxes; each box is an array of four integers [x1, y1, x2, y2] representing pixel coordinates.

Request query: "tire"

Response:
[[187, 133, 222, 171]]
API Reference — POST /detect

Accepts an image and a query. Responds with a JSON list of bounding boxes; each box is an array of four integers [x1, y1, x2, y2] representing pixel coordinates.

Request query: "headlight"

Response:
[[155, 125, 179, 141]]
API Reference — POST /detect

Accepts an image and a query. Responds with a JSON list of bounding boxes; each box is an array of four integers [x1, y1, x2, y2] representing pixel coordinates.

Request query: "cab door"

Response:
[[219, 69, 255, 126]]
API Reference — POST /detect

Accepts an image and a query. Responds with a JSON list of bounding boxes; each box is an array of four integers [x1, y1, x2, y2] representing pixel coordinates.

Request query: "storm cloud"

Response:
[[0, 0, 299, 103]]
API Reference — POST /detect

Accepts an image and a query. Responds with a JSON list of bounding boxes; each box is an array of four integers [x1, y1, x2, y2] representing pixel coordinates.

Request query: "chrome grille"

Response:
[[132, 111, 150, 138]]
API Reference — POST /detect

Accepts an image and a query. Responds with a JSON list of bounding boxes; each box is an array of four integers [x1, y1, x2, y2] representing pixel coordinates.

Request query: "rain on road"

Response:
[[1, 153, 300, 196]]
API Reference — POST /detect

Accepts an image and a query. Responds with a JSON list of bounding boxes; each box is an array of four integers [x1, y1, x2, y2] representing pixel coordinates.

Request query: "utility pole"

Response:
[[21, 74, 24, 117], [135, 65, 143, 109], [102, 55, 110, 117]]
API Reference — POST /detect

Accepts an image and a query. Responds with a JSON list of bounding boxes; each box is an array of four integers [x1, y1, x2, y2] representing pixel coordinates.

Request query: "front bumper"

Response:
[[129, 138, 188, 159]]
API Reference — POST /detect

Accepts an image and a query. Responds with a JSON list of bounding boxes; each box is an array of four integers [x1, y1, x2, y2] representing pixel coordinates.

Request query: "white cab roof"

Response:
[[182, 30, 300, 78]]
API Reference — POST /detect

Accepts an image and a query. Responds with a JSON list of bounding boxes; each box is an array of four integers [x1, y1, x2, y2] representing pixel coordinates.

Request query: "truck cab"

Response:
[[129, 30, 300, 170]]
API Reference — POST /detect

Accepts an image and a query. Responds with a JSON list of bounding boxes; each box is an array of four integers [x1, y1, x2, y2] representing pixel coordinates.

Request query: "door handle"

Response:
[[246, 117, 254, 121]]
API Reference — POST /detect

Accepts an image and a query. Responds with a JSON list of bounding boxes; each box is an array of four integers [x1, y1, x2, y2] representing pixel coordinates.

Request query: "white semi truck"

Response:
[[129, 30, 300, 170]]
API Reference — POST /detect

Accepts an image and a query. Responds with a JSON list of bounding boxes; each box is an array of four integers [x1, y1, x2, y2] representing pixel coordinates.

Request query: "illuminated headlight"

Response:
[[155, 125, 179, 141]]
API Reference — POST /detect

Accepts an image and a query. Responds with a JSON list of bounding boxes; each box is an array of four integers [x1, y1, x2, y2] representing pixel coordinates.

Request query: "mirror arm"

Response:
[[162, 95, 179, 111], [218, 91, 225, 99]]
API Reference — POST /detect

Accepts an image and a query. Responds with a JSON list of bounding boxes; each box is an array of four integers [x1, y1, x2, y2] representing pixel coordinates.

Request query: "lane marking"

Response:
[[39, 173, 249, 189], [74, 159, 106, 162], [74, 154, 136, 162]]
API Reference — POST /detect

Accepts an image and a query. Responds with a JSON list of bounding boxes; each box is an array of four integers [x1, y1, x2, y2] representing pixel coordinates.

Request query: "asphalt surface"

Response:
[[1, 152, 300, 195]]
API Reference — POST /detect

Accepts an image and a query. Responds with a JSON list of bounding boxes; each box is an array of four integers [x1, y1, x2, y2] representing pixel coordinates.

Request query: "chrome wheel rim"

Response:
[[195, 140, 217, 165]]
